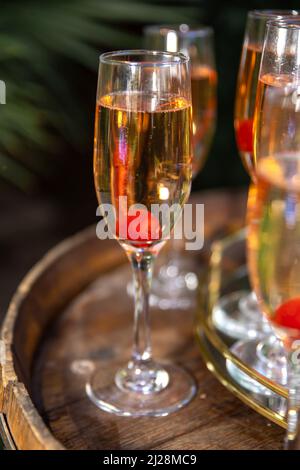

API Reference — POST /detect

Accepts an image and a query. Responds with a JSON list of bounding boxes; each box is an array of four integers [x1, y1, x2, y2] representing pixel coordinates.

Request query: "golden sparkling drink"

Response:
[[94, 92, 192, 247], [248, 155, 300, 343], [254, 73, 300, 167], [191, 65, 217, 176]]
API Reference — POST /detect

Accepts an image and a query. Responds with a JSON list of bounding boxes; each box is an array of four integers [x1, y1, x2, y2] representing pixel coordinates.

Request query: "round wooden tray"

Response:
[[0, 190, 284, 450]]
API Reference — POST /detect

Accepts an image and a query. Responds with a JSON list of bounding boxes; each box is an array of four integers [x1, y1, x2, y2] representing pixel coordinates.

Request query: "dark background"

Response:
[[0, 0, 296, 319]]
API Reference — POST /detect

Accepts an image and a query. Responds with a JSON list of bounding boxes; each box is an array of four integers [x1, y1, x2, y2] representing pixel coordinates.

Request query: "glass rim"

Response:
[[100, 49, 189, 66], [143, 24, 213, 38], [248, 9, 300, 20], [266, 18, 300, 30]]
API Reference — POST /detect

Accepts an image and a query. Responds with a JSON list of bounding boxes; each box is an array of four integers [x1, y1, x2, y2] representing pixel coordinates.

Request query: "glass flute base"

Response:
[[86, 361, 197, 417], [212, 290, 271, 340], [213, 290, 288, 396], [226, 335, 287, 398]]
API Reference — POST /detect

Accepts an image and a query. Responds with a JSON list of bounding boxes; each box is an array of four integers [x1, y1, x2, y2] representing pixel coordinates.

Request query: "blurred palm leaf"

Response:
[[0, 0, 201, 191]]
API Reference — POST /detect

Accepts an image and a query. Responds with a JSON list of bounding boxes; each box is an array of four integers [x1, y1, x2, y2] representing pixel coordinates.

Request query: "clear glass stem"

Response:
[[115, 249, 169, 395], [286, 352, 300, 449], [131, 251, 154, 362]]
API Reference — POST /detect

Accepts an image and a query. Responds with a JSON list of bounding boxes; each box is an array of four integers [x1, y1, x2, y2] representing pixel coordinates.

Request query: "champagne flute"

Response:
[[214, 10, 299, 396], [88, 50, 196, 416], [142, 24, 217, 309], [249, 18, 300, 447]]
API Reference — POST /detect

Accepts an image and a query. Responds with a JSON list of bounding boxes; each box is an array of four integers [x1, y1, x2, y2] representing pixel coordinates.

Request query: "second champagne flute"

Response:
[[143, 24, 217, 309], [249, 17, 300, 448], [214, 10, 299, 396]]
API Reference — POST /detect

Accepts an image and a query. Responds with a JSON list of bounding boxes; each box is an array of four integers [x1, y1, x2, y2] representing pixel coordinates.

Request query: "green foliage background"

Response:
[[0, 0, 202, 192], [0, 0, 298, 195]]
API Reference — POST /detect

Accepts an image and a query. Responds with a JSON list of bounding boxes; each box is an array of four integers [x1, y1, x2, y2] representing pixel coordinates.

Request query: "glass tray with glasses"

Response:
[[196, 228, 288, 429]]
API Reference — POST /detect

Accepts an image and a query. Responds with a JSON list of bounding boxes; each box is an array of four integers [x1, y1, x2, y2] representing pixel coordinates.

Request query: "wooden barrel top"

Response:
[[0, 189, 284, 450]]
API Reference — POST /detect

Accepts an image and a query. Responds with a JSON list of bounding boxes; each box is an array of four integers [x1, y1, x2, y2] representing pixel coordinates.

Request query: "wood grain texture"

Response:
[[0, 189, 285, 449]]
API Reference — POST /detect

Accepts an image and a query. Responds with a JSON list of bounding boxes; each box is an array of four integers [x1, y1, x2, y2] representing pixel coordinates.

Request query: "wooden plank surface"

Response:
[[28, 189, 284, 450], [1, 188, 285, 449]]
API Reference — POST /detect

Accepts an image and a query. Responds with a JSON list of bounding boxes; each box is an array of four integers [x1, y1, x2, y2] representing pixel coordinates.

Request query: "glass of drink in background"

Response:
[[249, 18, 300, 447], [88, 50, 196, 416], [235, 9, 298, 176], [142, 24, 217, 309], [213, 10, 299, 396]]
